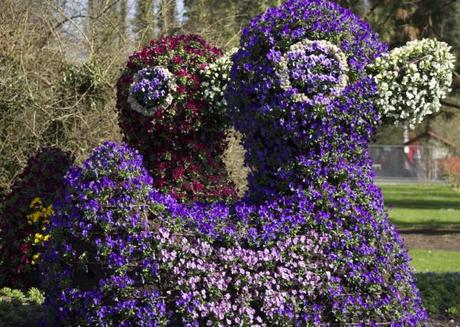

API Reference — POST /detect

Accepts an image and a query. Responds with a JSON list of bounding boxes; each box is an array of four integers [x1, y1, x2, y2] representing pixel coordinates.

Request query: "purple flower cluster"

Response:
[[41, 140, 427, 325], [129, 66, 174, 116], [153, 225, 331, 325], [40, 142, 166, 326], [145, 180, 426, 325]]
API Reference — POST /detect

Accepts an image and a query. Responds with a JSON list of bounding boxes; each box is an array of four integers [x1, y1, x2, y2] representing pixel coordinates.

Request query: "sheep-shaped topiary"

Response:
[[42, 0, 455, 325], [116, 34, 237, 203]]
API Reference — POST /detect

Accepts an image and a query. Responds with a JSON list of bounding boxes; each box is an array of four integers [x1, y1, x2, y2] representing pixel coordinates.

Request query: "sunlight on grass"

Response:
[[410, 249, 460, 273], [380, 184, 460, 229]]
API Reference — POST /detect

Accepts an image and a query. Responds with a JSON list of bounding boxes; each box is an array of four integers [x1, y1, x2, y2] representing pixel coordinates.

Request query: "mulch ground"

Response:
[[401, 232, 460, 252]]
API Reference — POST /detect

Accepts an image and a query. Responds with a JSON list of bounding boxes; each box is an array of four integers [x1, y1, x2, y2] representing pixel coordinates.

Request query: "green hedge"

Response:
[[0, 288, 44, 326], [416, 272, 460, 316]]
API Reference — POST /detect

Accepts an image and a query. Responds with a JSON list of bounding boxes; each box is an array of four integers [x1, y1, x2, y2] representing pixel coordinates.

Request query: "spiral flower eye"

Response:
[[128, 66, 176, 116], [278, 39, 349, 103]]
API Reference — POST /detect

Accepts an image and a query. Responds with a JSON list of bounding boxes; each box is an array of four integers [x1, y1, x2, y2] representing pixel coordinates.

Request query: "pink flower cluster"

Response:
[[154, 226, 331, 325]]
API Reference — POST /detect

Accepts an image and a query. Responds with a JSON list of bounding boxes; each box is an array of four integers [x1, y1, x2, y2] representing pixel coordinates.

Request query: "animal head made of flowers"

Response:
[[226, 0, 455, 198], [116, 34, 236, 202]]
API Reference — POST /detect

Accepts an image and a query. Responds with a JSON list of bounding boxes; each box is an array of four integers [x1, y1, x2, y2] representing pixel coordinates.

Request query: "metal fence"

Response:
[[369, 145, 458, 182]]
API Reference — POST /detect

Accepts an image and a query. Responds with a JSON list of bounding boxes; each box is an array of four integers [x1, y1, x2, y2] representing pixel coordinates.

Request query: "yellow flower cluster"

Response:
[[34, 233, 50, 244], [27, 197, 54, 225], [31, 253, 40, 265], [26, 197, 53, 265]]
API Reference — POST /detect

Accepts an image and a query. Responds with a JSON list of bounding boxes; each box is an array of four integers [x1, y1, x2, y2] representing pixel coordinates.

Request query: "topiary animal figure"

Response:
[[42, 0, 455, 325], [116, 34, 236, 203]]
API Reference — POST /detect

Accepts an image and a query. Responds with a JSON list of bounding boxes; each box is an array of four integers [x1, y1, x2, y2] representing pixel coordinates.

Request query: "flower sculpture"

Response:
[[0, 148, 73, 288], [41, 142, 166, 326], [116, 35, 236, 202], [42, 0, 455, 325]]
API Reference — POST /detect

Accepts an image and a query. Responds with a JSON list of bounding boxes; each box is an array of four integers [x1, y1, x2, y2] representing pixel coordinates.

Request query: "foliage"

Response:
[[372, 39, 456, 127], [415, 273, 460, 317], [116, 34, 236, 202], [0, 287, 44, 327], [0, 0, 121, 194], [0, 148, 73, 288], [40, 142, 166, 326]]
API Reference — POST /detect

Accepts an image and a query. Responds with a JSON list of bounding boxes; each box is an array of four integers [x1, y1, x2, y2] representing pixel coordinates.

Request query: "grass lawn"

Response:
[[380, 183, 460, 230], [409, 249, 460, 273]]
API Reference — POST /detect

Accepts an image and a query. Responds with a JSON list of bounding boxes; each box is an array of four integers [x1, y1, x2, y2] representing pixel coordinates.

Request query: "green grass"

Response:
[[409, 249, 460, 273], [380, 184, 460, 229]]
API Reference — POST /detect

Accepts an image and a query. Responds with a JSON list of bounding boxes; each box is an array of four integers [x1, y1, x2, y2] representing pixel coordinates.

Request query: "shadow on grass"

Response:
[[393, 219, 460, 233], [385, 199, 460, 210]]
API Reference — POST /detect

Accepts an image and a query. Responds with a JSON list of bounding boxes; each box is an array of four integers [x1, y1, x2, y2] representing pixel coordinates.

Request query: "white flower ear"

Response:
[[370, 38, 456, 127], [200, 48, 238, 112]]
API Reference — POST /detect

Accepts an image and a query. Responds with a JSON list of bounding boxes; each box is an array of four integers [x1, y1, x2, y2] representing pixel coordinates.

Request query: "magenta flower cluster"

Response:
[[41, 0, 428, 325]]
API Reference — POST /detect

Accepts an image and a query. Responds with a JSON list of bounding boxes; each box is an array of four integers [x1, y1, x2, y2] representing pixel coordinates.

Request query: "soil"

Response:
[[401, 232, 460, 252], [428, 316, 459, 327]]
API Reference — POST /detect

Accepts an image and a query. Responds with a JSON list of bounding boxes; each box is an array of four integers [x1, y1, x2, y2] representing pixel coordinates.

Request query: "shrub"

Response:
[[116, 34, 236, 203], [416, 273, 460, 317], [0, 287, 44, 326], [0, 148, 73, 288]]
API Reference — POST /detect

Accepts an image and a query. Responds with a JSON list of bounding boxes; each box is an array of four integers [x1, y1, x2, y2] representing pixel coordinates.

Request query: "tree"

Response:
[[135, 0, 154, 44]]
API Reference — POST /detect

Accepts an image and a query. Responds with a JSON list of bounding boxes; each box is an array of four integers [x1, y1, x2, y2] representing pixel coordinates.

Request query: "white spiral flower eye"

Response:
[[128, 66, 177, 117], [276, 39, 349, 103]]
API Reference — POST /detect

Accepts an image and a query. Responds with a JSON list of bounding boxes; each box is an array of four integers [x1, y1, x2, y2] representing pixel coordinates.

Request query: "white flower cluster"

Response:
[[372, 38, 455, 127], [201, 49, 237, 113]]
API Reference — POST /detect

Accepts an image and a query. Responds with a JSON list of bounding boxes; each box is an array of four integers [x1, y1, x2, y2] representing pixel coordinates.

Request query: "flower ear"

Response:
[[370, 38, 455, 127]]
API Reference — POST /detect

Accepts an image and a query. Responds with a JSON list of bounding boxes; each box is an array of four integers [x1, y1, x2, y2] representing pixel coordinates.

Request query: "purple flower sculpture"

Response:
[[40, 142, 166, 326], [42, 0, 437, 325]]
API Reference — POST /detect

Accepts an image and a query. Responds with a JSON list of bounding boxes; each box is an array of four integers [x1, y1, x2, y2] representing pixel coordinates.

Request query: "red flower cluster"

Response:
[[116, 34, 236, 202]]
